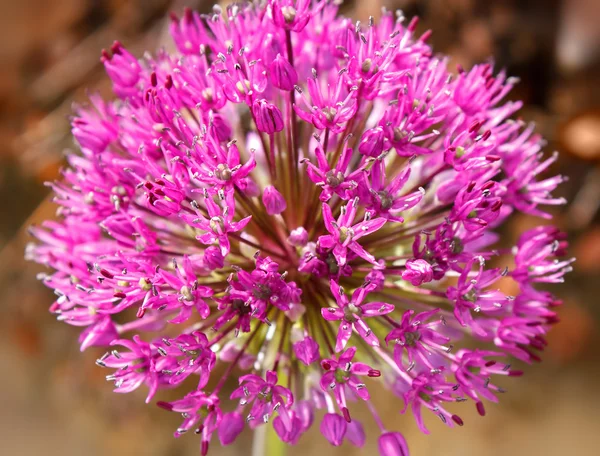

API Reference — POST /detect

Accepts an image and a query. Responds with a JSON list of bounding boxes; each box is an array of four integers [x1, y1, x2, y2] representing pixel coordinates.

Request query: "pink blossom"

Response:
[[319, 199, 387, 267], [27, 2, 570, 455], [231, 371, 294, 429], [322, 281, 394, 351], [319, 347, 380, 419], [385, 309, 449, 372]]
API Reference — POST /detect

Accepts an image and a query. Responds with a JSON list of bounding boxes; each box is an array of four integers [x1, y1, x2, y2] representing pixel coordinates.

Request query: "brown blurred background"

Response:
[[1, 0, 599, 455]]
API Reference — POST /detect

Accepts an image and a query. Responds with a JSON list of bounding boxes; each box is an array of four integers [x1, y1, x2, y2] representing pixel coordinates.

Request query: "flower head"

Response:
[[27, 2, 571, 455]]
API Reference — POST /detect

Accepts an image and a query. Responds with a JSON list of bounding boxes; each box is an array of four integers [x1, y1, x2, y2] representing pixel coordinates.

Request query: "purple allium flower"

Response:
[[320, 346, 380, 420], [26, 2, 572, 454]]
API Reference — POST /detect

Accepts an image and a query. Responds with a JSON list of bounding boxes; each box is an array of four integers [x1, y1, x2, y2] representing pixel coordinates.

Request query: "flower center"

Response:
[[281, 6, 297, 23], [253, 284, 272, 300], [334, 368, 351, 383], [361, 58, 374, 73], [339, 226, 354, 242], [404, 331, 420, 346], [343, 303, 361, 322], [215, 164, 232, 181], [322, 107, 337, 122], [325, 253, 340, 274], [259, 387, 273, 403], [180, 285, 194, 302], [377, 191, 394, 210], [209, 216, 225, 233], [232, 299, 252, 315], [325, 170, 344, 188], [462, 290, 478, 302], [202, 88, 214, 103], [394, 127, 409, 142], [451, 237, 464, 254]]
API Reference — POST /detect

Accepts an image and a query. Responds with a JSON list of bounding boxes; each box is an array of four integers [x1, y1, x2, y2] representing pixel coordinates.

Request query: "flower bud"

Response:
[[402, 259, 434, 286], [378, 432, 410, 456], [270, 53, 298, 91], [274, 414, 303, 444], [262, 185, 287, 215], [358, 127, 385, 157], [218, 412, 244, 445], [101, 41, 141, 88], [203, 246, 224, 270], [296, 400, 314, 430], [320, 413, 347, 446], [285, 302, 306, 322], [237, 177, 260, 197], [346, 419, 366, 447], [288, 226, 308, 246], [252, 99, 284, 134], [292, 335, 320, 365], [272, 1, 311, 32], [366, 269, 385, 291], [220, 340, 256, 369]]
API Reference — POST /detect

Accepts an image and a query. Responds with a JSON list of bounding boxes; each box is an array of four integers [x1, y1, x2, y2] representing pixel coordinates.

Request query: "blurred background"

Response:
[[1, 0, 599, 455]]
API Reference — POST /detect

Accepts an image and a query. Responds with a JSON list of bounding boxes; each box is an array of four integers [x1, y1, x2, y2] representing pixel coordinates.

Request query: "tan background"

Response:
[[1, 0, 599, 455]]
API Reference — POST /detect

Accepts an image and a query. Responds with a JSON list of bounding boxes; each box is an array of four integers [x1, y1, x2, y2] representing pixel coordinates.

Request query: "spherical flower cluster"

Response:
[[27, 2, 572, 455]]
